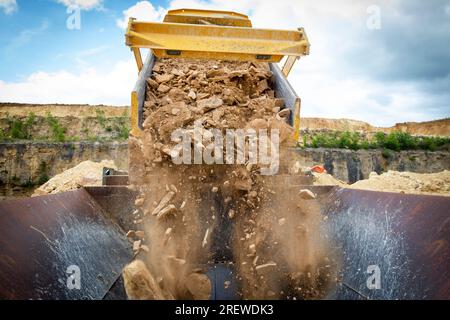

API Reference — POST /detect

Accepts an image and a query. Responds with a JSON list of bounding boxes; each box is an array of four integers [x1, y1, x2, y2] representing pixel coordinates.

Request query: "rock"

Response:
[[248, 190, 258, 198], [168, 88, 186, 102], [255, 262, 277, 272], [156, 204, 177, 220], [246, 118, 268, 131], [235, 179, 252, 191], [146, 78, 159, 89], [151, 191, 175, 216], [278, 218, 286, 226], [171, 68, 184, 76], [133, 240, 141, 252], [206, 69, 224, 78], [202, 228, 210, 248], [188, 90, 197, 100], [183, 273, 211, 300], [211, 186, 219, 193], [155, 73, 174, 83], [122, 260, 165, 300], [126, 230, 136, 238], [224, 281, 231, 289], [157, 84, 171, 93], [135, 197, 144, 206], [299, 189, 316, 200], [197, 96, 223, 111], [257, 79, 269, 93], [228, 209, 235, 219], [277, 108, 290, 119], [135, 231, 145, 239]]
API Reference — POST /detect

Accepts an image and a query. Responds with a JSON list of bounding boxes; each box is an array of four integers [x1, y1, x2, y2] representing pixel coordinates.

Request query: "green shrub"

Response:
[[46, 112, 66, 142], [303, 130, 449, 152], [7, 112, 36, 140], [95, 108, 107, 128], [113, 115, 130, 140]]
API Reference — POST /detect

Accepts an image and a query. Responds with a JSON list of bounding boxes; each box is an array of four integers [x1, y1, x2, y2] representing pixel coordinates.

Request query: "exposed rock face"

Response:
[[0, 142, 128, 191], [1, 142, 448, 198], [293, 148, 450, 183]]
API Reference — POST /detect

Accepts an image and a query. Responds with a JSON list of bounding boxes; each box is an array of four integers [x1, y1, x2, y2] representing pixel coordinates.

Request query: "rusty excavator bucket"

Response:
[[0, 183, 448, 299]]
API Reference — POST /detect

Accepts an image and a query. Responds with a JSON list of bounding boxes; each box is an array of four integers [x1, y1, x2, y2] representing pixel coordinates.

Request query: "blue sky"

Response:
[[0, 0, 167, 80], [0, 0, 449, 126]]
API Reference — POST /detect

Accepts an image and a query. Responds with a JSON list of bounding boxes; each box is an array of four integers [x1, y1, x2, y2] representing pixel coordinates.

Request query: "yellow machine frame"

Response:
[[126, 9, 310, 141]]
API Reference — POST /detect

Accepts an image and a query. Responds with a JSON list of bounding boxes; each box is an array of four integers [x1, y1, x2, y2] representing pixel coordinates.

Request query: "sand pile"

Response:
[[312, 172, 346, 186], [307, 168, 450, 196], [123, 58, 333, 300], [348, 170, 450, 196], [32, 160, 116, 196]]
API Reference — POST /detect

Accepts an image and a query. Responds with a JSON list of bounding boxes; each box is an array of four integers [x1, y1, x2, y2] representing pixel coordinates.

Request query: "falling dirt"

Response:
[[123, 58, 335, 300]]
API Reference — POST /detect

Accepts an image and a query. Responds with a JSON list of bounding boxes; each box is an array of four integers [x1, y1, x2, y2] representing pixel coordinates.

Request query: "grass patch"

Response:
[[46, 112, 66, 142], [0, 108, 129, 142], [302, 131, 450, 152]]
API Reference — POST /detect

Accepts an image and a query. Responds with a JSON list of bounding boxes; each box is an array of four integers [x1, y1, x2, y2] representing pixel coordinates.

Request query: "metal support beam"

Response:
[[125, 19, 310, 64], [132, 47, 143, 72], [282, 56, 299, 77]]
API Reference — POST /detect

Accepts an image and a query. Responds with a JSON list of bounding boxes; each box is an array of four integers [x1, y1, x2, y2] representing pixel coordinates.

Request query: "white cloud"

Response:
[[56, 0, 103, 11], [0, 59, 136, 106], [0, 0, 17, 14], [0, 0, 447, 126], [116, 1, 166, 29]]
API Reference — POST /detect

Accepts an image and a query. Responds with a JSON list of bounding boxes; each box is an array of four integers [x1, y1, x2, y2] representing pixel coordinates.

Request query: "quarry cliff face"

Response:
[[1, 142, 448, 198], [295, 148, 450, 183], [0, 142, 128, 198], [0, 103, 448, 198]]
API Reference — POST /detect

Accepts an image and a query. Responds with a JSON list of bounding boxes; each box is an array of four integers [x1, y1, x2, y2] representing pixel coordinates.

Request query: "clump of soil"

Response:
[[123, 58, 333, 300]]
